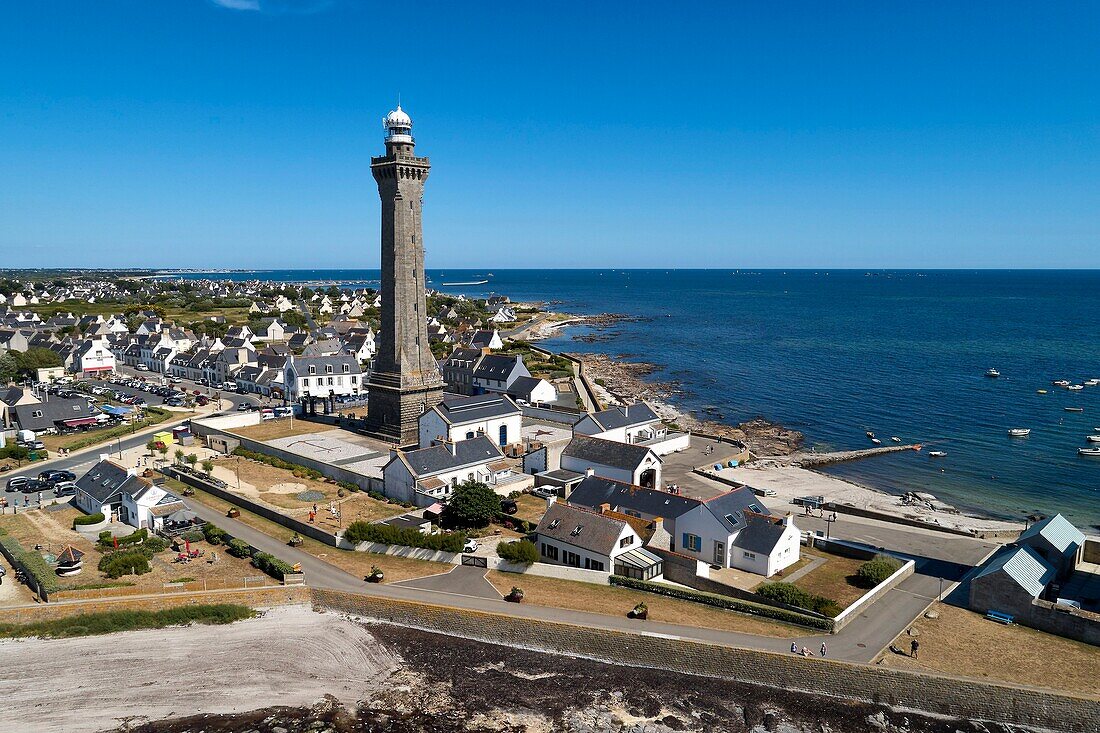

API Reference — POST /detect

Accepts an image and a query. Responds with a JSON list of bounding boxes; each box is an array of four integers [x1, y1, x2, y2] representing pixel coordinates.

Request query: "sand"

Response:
[[0, 605, 401, 733], [726, 464, 1020, 534]]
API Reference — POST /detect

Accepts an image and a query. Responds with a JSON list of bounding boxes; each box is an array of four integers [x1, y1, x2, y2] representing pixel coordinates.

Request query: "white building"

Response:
[[560, 435, 662, 489], [284, 354, 363, 402], [418, 393, 523, 449], [534, 500, 663, 578], [574, 402, 689, 455], [73, 336, 116, 377], [382, 435, 505, 506]]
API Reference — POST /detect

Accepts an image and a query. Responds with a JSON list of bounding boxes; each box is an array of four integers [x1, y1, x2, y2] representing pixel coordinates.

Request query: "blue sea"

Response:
[[185, 269, 1100, 529]]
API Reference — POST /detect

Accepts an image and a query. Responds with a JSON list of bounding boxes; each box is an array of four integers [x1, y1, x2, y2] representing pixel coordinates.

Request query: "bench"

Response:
[[985, 610, 1014, 625]]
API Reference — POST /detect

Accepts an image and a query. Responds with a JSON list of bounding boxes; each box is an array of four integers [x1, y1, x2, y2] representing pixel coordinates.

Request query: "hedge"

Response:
[[343, 521, 465, 553], [251, 551, 295, 580], [62, 407, 173, 452], [755, 582, 842, 618], [609, 575, 834, 631], [495, 512, 535, 534], [97, 528, 147, 549], [18, 550, 62, 594], [98, 550, 152, 579], [226, 538, 252, 558], [856, 554, 903, 587], [202, 523, 228, 545], [496, 540, 538, 565], [73, 512, 105, 528]]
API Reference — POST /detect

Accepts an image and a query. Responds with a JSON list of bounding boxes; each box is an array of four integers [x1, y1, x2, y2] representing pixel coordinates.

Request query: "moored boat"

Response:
[[1087, 435, 1100, 443], [1078, 447, 1100, 457], [985, 368, 1000, 378], [929, 450, 947, 457], [1068, 384, 1084, 391], [1065, 407, 1085, 412], [1037, 389, 1048, 394], [1053, 380, 1070, 387], [870, 437, 881, 444], [890, 436, 901, 442], [1008, 428, 1031, 437]]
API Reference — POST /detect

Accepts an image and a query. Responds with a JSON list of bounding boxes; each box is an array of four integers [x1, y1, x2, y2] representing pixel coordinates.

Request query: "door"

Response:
[[498, 425, 508, 447], [713, 540, 725, 566]]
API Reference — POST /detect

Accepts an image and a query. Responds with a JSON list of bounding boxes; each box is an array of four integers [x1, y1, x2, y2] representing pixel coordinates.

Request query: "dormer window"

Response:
[[326, 364, 333, 374], [570, 525, 583, 537], [308, 366, 316, 375], [342, 364, 350, 373], [547, 519, 560, 530]]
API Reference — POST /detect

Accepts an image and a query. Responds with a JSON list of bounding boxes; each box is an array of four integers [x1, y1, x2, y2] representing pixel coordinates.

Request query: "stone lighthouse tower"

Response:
[[364, 105, 443, 445]]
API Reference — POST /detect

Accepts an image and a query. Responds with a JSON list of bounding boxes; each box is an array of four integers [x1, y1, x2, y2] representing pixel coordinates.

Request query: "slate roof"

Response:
[[75, 459, 142, 505], [973, 545, 1056, 599], [444, 347, 483, 368], [536, 501, 629, 556], [734, 514, 789, 555], [396, 435, 504, 478], [433, 393, 520, 425], [561, 435, 659, 472], [1017, 514, 1085, 555], [13, 398, 97, 432], [472, 354, 522, 381], [506, 376, 549, 399], [703, 487, 770, 533], [567, 475, 698, 520], [586, 402, 660, 430]]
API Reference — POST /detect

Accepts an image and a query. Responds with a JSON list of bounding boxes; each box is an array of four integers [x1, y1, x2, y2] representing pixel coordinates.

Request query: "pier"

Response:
[[796, 444, 922, 466]]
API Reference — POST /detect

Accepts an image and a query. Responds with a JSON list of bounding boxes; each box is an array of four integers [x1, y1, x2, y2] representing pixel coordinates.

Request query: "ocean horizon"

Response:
[[181, 268, 1100, 530]]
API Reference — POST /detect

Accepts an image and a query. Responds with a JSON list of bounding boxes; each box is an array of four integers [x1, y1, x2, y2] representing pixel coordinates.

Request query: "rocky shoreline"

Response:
[[120, 621, 1020, 733], [572, 351, 804, 456]]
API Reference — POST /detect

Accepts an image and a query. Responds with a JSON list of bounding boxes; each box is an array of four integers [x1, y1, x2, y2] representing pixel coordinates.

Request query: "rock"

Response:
[[907, 626, 920, 636], [924, 609, 940, 619]]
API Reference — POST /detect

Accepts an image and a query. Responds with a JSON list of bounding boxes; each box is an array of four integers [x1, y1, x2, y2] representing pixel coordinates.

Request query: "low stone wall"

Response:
[[823, 499, 1018, 540], [342, 540, 460, 564], [311, 588, 1098, 732], [0, 585, 309, 625], [48, 577, 283, 603], [1018, 599, 1100, 647], [487, 557, 611, 584], [832, 559, 916, 632], [162, 466, 338, 548]]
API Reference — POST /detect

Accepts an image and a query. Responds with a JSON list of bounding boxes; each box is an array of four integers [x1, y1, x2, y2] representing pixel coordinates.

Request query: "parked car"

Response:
[[260, 409, 275, 421], [531, 486, 560, 500], [135, 364, 149, 371], [38, 470, 76, 485], [53, 482, 78, 497], [165, 398, 183, 407], [169, 377, 182, 384], [499, 498, 518, 515], [237, 403, 254, 411], [29, 441, 45, 451], [5, 477, 29, 493], [462, 538, 479, 553]]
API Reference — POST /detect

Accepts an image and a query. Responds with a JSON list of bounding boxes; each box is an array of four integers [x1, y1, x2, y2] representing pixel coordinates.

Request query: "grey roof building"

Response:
[[1016, 514, 1085, 575], [969, 545, 1057, 616], [13, 397, 98, 433]]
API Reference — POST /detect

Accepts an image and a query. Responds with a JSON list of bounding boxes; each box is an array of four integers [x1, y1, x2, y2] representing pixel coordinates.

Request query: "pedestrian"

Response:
[[308, 511, 315, 523], [790, 642, 798, 654], [313, 503, 318, 515], [910, 639, 919, 658], [820, 642, 827, 658]]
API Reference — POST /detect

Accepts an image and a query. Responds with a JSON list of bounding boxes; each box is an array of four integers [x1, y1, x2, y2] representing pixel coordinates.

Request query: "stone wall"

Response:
[[311, 588, 1097, 732], [0, 585, 309, 625], [832, 559, 916, 632], [1083, 537, 1100, 565]]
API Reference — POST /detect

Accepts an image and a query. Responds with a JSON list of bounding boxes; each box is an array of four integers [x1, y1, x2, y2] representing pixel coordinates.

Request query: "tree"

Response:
[[442, 480, 499, 529], [0, 352, 18, 384], [497, 540, 538, 565], [157, 445, 169, 464], [185, 453, 199, 470], [856, 554, 903, 587], [13, 347, 62, 376], [282, 310, 307, 331], [201, 458, 214, 475], [174, 448, 185, 466], [145, 439, 157, 455]]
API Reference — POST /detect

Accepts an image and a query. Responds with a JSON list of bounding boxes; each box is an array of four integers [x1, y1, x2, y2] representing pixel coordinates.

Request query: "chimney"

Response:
[[585, 468, 595, 477], [449, 441, 458, 456], [623, 403, 629, 418], [99, 453, 109, 462], [482, 347, 491, 355], [599, 502, 611, 514]]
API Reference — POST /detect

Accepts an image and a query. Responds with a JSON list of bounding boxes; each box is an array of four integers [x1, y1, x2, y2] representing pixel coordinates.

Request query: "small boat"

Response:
[[1065, 407, 1085, 412], [1008, 428, 1031, 437], [929, 451, 947, 457], [1037, 389, 1048, 394], [870, 438, 881, 444], [1087, 435, 1100, 443], [866, 431, 876, 439], [890, 436, 901, 443], [1068, 385, 1085, 391], [985, 368, 1000, 378], [1085, 379, 1100, 386], [1077, 447, 1100, 457], [1053, 380, 1070, 387]]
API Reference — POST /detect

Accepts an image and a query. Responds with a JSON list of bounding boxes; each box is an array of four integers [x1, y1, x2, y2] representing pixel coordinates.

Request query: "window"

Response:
[[326, 364, 333, 374], [584, 558, 605, 571], [619, 536, 632, 549], [546, 518, 560, 530], [327, 377, 333, 385], [308, 366, 316, 375], [343, 364, 350, 373], [540, 543, 558, 561], [302, 378, 310, 387], [748, 503, 762, 514], [682, 533, 702, 552], [465, 431, 475, 440], [32, 410, 43, 418], [351, 376, 357, 384], [564, 551, 581, 568], [743, 551, 756, 560]]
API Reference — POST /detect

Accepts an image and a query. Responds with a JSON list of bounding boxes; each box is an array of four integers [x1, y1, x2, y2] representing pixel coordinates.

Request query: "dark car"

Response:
[[5, 477, 29, 493], [499, 498, 518, 515], [38, 470, 76, 485]]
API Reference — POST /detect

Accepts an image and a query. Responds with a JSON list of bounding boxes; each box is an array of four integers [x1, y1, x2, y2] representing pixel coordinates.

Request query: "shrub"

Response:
[[180, 530, 206, 544], [856, 554, 904, 587], [18, 550, 62, 594], [496, 540, 538, 565], [202, 523, 228, 545], [143, 536, 170, 554], [226, 538, 252, 558], [98, 550, 152, 579], [251, 551, 295, 579], [0, 604, 256, 639], [343, 521, 466, 553], [98, 528, 147, 550], [610, 576, 833, 630], [442, 480, 499, 529], [755, 582, 841, 617], [73, 512, 105, 528]]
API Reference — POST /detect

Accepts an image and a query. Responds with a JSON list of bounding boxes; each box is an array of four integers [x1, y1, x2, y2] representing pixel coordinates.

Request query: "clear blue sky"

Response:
[[1, 1, 1098, 269]]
